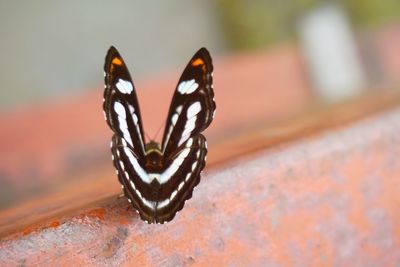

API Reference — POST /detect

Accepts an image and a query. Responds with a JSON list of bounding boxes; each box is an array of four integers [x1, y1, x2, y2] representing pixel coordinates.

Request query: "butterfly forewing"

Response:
[[104, 47, 146, 161], [103, 47, 215, 224], [161, 48, 215, 160]]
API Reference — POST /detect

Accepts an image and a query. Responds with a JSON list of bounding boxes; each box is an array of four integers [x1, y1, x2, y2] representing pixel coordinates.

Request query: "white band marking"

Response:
[[158, 198, 170, 209], [187, 102, 201, 119], [116, 79, 133, 94], [114, 102, 133, 147], [177, 79, 199, 94], [123, 147, 150, 183]]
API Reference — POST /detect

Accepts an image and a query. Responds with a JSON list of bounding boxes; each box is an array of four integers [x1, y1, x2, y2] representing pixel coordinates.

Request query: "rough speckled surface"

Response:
[[1, 106, 400, 266]]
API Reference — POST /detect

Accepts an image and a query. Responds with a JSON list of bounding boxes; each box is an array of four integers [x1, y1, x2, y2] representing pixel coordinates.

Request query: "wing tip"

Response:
[[107, 45, 118, 54], [196, 47, 211, 59], [190, 47, 213, 74], [105, 46, 123, 65]]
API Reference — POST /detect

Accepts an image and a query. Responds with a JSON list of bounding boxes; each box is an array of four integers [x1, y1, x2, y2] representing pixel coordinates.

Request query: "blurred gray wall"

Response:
[[0, 1, 225, 108]]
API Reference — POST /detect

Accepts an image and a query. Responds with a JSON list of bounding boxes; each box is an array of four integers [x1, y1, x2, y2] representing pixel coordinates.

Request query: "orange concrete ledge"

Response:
[[1, 92, 400, 266]]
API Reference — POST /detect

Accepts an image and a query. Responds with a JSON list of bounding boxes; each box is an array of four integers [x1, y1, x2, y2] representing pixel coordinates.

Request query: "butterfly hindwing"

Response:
[[155, 135, 207, 222], [112, 134, 207, 223], [104, 46, 146, 161], [161, 48, 215, 160], [111, 135, 155, 222]]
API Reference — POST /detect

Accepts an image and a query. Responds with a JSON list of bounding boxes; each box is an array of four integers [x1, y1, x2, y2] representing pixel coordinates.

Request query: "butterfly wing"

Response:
[[155, 135, 207, 223], [104, 47, 215, 224], [111, 134, 207, 223], [111, 135, 155, 222], [103, 46, 146, 162], [150, 47, 215, 223], [161, 47, 215, 159]]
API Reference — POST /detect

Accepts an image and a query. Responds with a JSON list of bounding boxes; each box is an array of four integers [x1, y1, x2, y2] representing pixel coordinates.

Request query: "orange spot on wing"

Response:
[[112, 57, 123, 66], [192, 58, 204, 66]]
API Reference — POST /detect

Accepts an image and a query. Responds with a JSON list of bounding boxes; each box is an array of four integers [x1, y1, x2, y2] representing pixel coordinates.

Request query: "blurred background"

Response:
[[0, 1, 399, 210]]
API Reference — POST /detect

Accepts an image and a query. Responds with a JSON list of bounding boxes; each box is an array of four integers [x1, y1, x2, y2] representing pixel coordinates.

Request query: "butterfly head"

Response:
[[144, 141, 163, 172]]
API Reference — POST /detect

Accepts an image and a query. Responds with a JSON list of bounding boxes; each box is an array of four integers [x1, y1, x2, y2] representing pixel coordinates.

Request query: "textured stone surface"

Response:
[[1, 106, 399, 266]]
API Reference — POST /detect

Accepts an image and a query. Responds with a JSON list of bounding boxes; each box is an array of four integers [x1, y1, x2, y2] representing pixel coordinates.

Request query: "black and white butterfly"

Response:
[[103, 46, 215, 224]]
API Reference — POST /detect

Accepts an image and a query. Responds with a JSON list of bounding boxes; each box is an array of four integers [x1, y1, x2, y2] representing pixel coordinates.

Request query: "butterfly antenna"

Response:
[[152, 122, 165, 142], [144, 131, 152, 143]]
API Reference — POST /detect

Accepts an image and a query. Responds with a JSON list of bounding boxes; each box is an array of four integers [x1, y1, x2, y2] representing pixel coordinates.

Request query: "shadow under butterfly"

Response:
[[103, 46, 216, 224]]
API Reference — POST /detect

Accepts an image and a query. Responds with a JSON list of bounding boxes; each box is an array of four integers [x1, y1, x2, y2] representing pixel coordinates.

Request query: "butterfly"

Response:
[[103, 46, 215, 224]]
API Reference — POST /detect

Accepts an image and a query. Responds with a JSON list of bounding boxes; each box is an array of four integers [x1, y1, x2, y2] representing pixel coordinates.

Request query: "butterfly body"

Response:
[[144, 142, 163, 172], [103, 47, 215, 224]]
